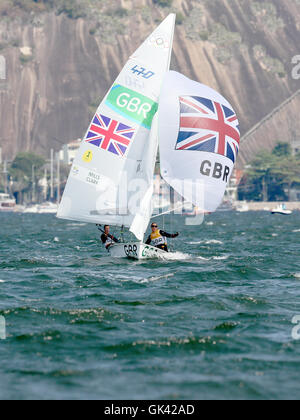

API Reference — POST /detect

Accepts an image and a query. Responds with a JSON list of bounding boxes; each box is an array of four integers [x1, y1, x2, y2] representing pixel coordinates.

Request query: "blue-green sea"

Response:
[[0, 211, 300, 400]]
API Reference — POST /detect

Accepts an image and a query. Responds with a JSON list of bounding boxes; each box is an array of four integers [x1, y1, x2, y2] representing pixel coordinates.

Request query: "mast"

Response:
[[50, 148, 54, 200], [56, 152, 60, 204], [44, 167, 48, 201], [31, 164, 36, 203], [3, 160, 8, 194]]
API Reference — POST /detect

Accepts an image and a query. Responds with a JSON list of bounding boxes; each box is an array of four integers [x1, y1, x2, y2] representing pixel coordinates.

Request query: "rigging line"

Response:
[[151, 204, 186, 220], [96, 224, 105, 234], [170, 187, 174, 251]]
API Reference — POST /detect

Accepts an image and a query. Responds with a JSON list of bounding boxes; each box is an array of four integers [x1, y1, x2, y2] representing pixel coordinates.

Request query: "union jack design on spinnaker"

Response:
[[175, 96, 240, 163], [84, 114, 135, 157]]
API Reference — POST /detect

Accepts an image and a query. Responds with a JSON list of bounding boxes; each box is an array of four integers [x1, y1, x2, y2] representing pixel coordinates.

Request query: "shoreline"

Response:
[[237, 201, 300, 211]]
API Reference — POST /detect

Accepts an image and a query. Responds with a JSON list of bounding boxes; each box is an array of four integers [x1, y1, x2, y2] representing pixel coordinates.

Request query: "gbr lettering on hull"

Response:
[[200, 160, 230, 183], [124, 244, 138, 258]]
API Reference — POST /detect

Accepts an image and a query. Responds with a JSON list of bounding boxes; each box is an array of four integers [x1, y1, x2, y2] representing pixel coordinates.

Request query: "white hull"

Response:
[[0, 194, 16, 212], [271, 209, 292, 215], [236, 202, 249, 212], [23, 203, 58, 214], [109, 242, 167, 260], [0, 208, 16, 213], [23, 206, 39, 214], [38, 208, 58, 214], [271, 205, 292, 215]]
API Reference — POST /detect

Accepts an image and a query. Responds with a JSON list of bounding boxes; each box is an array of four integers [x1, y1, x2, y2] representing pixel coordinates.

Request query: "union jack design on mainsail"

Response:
[[175, 96, 240, 163], [84, 114, 135, 157]]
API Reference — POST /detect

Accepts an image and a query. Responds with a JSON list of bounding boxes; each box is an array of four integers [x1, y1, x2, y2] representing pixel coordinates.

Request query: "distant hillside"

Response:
[[0, 0, 299, 162]]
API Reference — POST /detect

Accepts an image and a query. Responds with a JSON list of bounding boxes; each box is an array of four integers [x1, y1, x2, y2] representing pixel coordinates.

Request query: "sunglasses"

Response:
[[151, 225, 158, 228]]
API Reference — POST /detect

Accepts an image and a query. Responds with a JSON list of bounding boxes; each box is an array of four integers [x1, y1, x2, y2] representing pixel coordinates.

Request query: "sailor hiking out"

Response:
[[97, 225, 120, 250]]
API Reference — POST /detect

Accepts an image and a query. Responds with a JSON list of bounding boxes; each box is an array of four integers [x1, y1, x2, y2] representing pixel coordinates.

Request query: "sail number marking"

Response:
[[82, 150, 93, 163], [106, 84, 158, 129], [124, 244, 138, 257], [116, 93, 152, 119], [131, 65, 155, 79]]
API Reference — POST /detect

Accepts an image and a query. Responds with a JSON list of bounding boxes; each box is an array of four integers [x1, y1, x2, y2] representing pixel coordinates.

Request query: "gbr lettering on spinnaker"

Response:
[[158, 71, 240, 213]]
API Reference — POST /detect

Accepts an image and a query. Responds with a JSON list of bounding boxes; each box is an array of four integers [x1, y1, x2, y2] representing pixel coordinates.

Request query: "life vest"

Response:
[[104, 235, 114, 249], [150, 230, 167, 248]]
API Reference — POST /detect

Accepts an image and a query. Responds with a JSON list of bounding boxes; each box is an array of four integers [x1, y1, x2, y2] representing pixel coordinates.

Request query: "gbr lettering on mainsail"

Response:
[[158, 71, 240, 213], [57, 15, 176, 241]]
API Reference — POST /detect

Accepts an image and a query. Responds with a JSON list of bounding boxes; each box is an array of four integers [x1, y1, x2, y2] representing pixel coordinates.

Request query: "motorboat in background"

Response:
[[271, 203, 292, 215], [236, 201, 249, 212], [0, 193, 16, 212], [23, 202, 58, 214]]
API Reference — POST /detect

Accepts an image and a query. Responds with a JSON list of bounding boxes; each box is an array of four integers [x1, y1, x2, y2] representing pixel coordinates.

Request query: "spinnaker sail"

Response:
[[57, 14, 176, 240], [158, 71, 240, 212]]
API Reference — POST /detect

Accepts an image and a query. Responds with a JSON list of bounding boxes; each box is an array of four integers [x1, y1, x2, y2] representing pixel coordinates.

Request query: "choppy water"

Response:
[[0, 211, 300, 400]]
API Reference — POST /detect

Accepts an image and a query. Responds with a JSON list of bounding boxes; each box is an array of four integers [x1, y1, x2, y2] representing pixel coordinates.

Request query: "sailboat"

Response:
[[57, 14, 241, 260]]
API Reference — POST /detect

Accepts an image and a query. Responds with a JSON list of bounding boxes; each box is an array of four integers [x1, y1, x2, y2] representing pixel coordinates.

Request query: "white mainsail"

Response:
[[158, 71, 240, 213], [57, 15, 176, 240], [129, 113, 159, 240]]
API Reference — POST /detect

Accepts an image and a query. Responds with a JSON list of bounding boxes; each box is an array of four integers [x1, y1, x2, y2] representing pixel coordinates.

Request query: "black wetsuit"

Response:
[[145, 230, 179, 252], [101, 233, 120, 250]]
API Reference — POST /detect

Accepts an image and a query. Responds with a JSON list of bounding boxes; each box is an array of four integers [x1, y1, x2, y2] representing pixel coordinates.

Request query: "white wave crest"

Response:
[[213, 256, 229, 260], [158, 251, 191, 261], [206, 240, 223, 245], [141, 273, 175, 283], [187, 239, 223, 245]]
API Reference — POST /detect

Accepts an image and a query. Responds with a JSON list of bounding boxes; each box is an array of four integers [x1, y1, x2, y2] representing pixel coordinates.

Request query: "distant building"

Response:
[[224, 169, 243, 203], [292, 137, 300, 155], [289, 188, 300, 201], [59, 139, 82, 165]]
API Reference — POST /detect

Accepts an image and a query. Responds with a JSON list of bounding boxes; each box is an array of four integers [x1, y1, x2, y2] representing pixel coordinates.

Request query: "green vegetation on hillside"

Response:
[[152, 0, 173, 7], [9, 152, 46, 188], [0, 0, 287, 68], [0, 0, 174, 19], [209, 23, 245, 64], [5, 152, 46, 201], [238, 143, 300, 202], [0, 0, 54, 15], [251, 1, 285, 33], [184, 6, 245, 63], [253, 45, 286, 78], [0, 0, 91, 17], [2, 152, 70, 203]]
